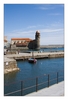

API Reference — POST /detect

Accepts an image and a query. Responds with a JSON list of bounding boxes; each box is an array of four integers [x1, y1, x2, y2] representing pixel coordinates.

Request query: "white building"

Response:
[[4, 36, 8, 48]]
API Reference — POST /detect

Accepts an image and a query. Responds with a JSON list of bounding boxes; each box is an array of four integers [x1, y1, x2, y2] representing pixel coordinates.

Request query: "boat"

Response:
[[28, 51, 37, 63], [28, 58, 37, 63]]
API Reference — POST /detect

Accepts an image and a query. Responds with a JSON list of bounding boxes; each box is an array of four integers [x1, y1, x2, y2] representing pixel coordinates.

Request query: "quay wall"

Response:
[[5, 51, 64, 60], [16, 52, 64, 60], [47, 53, 64, 58], [4, 58, 19, 74], [6, 51, 16, 54]]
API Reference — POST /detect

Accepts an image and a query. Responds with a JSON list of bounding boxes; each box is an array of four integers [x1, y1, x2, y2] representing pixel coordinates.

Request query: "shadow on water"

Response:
[[4, 71, 19, 84]]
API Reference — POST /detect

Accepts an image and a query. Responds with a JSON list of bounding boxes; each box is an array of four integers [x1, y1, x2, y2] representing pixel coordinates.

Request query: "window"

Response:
[[19, 41, 21, 43]]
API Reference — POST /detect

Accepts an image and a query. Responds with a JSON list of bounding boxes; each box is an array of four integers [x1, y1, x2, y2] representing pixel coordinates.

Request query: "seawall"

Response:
[[4, 57, 19, 74], [5, 51, 64, 60]]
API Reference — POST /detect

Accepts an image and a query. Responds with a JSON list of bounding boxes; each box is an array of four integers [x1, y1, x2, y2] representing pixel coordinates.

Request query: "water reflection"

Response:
[[4, 71, 19, 84]]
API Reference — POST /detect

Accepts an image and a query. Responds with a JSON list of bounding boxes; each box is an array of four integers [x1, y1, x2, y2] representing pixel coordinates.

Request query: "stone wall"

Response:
[[6, 51, 16, 54], [11, 45, 28, 50], [48, 53, 64, 58], [4, 60, 19, 74]]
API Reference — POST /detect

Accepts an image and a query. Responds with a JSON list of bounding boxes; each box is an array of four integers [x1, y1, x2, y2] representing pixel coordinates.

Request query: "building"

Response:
[[28, 31, 40, 49], [11, 38, 32, 47], [11, 31, 40, 49], [4, 36, 8, 48]]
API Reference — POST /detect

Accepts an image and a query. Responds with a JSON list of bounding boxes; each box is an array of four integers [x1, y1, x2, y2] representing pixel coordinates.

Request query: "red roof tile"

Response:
[[11, 38, 32, 41]]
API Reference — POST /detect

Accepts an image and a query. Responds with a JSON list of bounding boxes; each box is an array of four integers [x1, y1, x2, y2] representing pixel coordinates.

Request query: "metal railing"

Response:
[[4, 70, 64, 96]]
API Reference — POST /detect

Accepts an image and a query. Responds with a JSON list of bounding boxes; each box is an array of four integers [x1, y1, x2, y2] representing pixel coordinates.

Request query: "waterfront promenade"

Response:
[[26, 81, 64, 96], [5, 51, 64, 59]]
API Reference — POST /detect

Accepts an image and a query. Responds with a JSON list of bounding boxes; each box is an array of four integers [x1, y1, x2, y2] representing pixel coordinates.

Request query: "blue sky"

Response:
[[4, 4, 64, 45]]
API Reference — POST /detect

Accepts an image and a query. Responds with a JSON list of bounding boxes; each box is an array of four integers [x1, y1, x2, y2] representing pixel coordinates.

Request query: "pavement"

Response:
[[4, 51, 64, 58], [26, 81, 64, 96], [4, 57, 15, 62]]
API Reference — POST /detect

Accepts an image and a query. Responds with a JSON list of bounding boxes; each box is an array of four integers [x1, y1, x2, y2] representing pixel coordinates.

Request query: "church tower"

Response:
[[35, 31, 40, 49]]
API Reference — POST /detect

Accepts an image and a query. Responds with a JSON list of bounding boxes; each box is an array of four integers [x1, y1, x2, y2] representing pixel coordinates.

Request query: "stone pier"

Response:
[[4, 57, 19, 74]]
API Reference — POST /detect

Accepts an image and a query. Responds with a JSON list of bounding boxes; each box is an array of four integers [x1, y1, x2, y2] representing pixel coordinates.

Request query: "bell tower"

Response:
[[35, 31, 40, 49]]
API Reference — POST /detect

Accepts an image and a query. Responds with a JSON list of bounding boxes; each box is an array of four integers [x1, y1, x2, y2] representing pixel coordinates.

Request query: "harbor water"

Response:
[[4, 58, 64, 82], [4, 57, 64, 96]]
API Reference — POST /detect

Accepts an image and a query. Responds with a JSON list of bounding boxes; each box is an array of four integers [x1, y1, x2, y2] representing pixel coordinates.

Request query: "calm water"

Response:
[[4, 57, 64, 96], [4, 58, 64, 84]]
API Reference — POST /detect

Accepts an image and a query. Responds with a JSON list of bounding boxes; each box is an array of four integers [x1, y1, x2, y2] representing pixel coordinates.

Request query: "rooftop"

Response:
[[11, 38, 32, 41]]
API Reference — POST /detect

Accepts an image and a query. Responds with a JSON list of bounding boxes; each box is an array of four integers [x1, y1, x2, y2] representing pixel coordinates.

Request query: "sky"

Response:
[[4, 4, 64, 45]]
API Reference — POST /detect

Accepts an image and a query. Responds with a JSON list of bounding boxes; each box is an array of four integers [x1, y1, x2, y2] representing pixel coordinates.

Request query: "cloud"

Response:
[[40, 34, 64, 45], [40, 28, 63, 33], [36, 4, 54, 10], [48, 13, 62, 16], [27, 25, 45, 29], [38, 7, 50, 10], [36, 4, 62, 11], [7, 30, 36, 40], [38, 6, 54, 10], [36, 4, 64, 13], [27, 25, 37, 29]]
